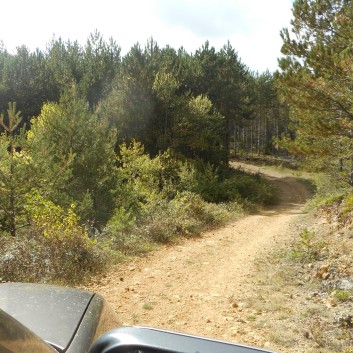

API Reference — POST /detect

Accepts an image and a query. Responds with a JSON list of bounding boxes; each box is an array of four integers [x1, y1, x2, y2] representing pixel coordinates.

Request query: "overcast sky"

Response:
[[0, 0, 294, 73]]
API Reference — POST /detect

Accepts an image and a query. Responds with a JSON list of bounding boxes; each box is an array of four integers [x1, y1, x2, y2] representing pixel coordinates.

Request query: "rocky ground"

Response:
[[83, 163, 353, 353]]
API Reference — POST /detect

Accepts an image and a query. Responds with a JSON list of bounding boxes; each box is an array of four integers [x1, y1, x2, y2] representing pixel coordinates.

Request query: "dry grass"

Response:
[[238, 210, 353, 353]]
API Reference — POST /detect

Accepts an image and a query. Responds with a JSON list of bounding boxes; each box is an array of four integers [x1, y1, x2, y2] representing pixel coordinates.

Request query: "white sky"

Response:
[[0, 0, 294, 73]]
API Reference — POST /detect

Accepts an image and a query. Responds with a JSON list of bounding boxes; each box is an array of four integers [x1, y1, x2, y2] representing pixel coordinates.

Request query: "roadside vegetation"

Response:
[[0, 108, 275, 283], [0, 30, 285, 284]]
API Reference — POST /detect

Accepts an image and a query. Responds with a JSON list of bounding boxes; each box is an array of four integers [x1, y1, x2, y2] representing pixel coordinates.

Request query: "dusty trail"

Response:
[[85, 163, 311, 350]]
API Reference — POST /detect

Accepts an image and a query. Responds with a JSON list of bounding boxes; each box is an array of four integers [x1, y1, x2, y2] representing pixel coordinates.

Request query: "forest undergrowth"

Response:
[[0, 153, 275, 285]]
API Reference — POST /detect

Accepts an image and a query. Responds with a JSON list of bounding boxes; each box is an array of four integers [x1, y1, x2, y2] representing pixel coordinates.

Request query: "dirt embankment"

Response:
[[84, 163, 313, 352]]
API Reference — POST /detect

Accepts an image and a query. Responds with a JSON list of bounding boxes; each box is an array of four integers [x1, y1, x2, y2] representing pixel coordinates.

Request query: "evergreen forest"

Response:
[[1, 0, 353, 285]]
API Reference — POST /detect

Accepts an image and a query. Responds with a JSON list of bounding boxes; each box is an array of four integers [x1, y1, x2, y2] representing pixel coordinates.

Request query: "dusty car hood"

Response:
[[0, 283, 94, 352]]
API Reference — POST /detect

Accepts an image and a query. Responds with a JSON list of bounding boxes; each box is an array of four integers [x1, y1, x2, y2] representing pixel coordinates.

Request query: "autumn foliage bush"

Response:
[[0, 192, 108, 284]]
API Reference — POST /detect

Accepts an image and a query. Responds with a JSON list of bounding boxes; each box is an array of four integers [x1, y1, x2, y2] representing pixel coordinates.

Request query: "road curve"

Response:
[[84, 163, 312, 350]]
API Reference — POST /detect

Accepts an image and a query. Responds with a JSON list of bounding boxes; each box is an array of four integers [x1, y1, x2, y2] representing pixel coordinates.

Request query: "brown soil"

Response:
[[83, 163, 318, 352]]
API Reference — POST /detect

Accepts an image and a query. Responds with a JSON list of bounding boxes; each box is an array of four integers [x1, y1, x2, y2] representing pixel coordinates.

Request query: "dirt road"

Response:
[[85, 163, 311, 351]]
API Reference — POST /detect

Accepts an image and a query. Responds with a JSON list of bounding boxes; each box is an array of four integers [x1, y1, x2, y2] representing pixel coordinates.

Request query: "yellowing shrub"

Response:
[[25, 190, 94, 246]]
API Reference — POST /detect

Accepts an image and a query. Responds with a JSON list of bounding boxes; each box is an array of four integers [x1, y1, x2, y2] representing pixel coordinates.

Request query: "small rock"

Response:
[[231, 302, 239, 308], [206, 318, 211, 323], [335, 313, 353, 328], [252, 334, 261, 341], [224, 316, 234, 321], [322, 272, 330, 280], [339, 279, 353, 291], [323, 298, 337, 308], [320, 264, 330, 272], [316, 265, 331, 279]]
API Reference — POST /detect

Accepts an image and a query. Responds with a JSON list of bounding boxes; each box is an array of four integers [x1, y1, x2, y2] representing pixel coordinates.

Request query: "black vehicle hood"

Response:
[[0, 282, 94, 352]]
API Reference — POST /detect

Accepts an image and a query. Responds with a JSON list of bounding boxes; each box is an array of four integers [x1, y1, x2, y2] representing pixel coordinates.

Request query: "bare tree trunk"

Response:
[[9, 136, 16, 237]]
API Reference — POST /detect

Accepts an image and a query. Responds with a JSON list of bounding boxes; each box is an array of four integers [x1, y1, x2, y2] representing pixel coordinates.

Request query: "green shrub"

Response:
[[104, 207, 137, 236], [320, 193, 345, 206], [102, 207, 154, 255], [309, 172, 348, 208], [0, 232, 108, 284], [141, 197, 200, 243], [112, 142, 245, 246], [286, 228, 326, 262], [341, 193, 353, 215], [331, 290, 352, 302], [194, 166, 276, 206], [173, 191, 231, 227], [109, 141, 272, 253], [102, 233, 155, 256], [139, 192, 232, 243], [116, 141, 190, 212], [339, 348, 353, 353]]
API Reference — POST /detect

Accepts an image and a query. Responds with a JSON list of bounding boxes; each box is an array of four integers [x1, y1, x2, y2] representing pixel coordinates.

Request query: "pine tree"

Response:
[[0, 103, 34, 236], [28, 87, 118, 227], [191, 41, 253, 163], [100, 44, 156, 152], [0, 47, 58, 122], [172, 95, 225, 165], [277, 0, 353, 183]]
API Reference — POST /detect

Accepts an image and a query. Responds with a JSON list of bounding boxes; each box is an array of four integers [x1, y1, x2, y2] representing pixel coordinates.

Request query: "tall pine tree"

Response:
[[28, 87, 118, 227], [277, 0, 353, 183], [0, 103, 34, 236]]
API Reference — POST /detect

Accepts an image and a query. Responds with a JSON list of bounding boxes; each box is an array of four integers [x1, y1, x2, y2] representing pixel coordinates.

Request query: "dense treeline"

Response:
[[0, 32, 288, 160], [0, 31, 284, 283]]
